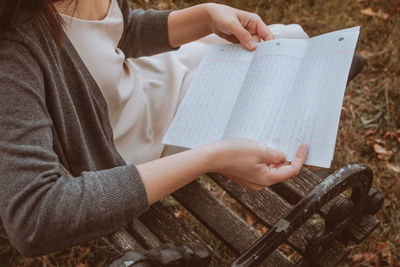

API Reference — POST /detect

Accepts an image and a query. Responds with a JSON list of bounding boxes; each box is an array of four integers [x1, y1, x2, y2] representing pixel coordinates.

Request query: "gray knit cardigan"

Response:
[[0, 0, 174, 257]]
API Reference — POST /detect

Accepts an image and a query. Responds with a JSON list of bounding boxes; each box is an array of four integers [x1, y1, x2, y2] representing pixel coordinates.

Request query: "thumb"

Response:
[[229, 19, 257, 50]]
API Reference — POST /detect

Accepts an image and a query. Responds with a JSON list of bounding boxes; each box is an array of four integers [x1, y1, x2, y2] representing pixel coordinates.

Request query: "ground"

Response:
[[1, 0, 399, 266]]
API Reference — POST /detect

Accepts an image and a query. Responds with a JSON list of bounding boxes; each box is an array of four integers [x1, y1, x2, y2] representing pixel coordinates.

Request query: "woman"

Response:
[[0, 0, 307, 258]]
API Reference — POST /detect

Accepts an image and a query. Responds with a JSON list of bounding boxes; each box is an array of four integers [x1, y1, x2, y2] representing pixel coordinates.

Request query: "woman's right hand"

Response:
[[205, 140, 307, 191]]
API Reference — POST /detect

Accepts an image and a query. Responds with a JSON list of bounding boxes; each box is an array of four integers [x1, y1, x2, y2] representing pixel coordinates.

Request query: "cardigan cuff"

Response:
[[99, 164, 149, 229]]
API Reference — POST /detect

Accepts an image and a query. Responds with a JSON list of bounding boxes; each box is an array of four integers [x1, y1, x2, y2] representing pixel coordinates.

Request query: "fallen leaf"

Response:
[[373, 143, 392, 156], [361, 7, 375, 16], [386, 163, 400, 173], [376, 241, 387, 250], [288, 251, 297, 259], [374, 254, 380, 266], [245, 212, 256, 226], [381, 246, 391, 258], [174, 207, 186, 218], [352, 252, 364, 261], [374, 139, 385, 145], [384, 131, 394, 139], [376, 9, 389, 19], [364, 252, 375, 261], [364, 128, 375, 136], [361, 7, 389, 19], [360, 49, 373, 59], [157, 2, 168, 9], [396, 129, 400, 142], [360, 111, 383, 127], [261, 226, 268, 234]]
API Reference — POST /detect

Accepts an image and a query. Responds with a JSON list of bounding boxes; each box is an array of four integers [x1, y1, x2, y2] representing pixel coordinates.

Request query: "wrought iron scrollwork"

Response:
[[107, 242, 211, 267], [231, 164, 383, 267]]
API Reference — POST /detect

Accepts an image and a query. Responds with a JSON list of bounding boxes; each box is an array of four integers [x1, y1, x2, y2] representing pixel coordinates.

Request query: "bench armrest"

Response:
[[232, 164, 383, 267]]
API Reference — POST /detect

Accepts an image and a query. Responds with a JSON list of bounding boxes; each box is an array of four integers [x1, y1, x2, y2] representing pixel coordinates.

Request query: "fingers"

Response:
[[229, 13, 273, 50], [218, 140, 306, 192], [243, 13, 274, 41], [262, 146, 287, 165], [229, 19, 258, 50], [290, 143, 308, 170], [255, 19, 274, 41], [267, 144, 308, 182], [218, 32, 260, 46]]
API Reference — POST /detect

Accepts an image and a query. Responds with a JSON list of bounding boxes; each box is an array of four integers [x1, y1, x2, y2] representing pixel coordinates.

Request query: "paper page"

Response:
[[222, 39, 307, 143], [224, 27, 359, 167], [163, 27, 360, 168], [162, 45, 253, 148], [300, 27, 360, 166]]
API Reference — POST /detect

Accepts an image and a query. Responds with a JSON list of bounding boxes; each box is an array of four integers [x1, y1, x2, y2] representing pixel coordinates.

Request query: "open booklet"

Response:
[[162, 27, 360, 168]]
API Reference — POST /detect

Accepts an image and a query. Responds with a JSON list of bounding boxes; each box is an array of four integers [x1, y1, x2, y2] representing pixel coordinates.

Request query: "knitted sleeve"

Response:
[[0, 39, 149, 257], [117, 0, 178, 58]]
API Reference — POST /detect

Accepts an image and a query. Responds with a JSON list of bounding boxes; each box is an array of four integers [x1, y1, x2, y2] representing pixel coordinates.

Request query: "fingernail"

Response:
[[248, 40, 257, 49], [269, 32, 275, 40]]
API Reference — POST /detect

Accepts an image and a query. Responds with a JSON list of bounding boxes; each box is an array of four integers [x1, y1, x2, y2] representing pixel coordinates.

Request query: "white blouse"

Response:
[[61, 0, 210, 164], [61, 0, 309, 164]]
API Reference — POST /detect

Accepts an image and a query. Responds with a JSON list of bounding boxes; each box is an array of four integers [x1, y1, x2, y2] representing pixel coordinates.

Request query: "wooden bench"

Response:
[[93, 164, 383, 266]]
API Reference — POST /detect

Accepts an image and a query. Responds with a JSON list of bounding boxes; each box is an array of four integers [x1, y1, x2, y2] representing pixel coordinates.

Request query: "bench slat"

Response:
[[105, 165, 376, 267], [139, 202, 226, 266], [173, 180, 260, 253], [344, 214, 380, 244], [282, 167, 379, 244], [282, 167, 321, 197], [172, 180, 294, 267], [210, 173, 312, 253], [209, 174, 292, 226], [209, 172, 351, 266], [104, 227, 145, 253], [312, 239, 349, 267], [127, 219, 162, 249]]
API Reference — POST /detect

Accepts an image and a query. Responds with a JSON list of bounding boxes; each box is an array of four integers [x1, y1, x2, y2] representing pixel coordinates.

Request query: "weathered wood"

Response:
[[139, 202, 226, 266], [343, 214, 380, 244], [127, 219, 162, 249], [210, 174, 292, 226], [281, 167, 321, 198], [261, 251, 294, 267], [282, 167, 379, 245], [173, 180, 260, 253], [311, 239, 349, 267], [103, 227, 145, 253], [210, 173, 316, 253], [172, 179, 294, 267], [102, 165, 377, 267], [209, 172, 353, 267]]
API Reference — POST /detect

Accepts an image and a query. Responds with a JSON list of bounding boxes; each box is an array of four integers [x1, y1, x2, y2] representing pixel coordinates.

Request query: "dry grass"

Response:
[[1, 0, 399, 266]]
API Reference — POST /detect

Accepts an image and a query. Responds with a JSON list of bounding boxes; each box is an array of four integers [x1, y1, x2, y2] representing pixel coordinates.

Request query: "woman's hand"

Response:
[[207, 140, 307, 190], [138, 139, 306, 204], [168, 4, 273, 50], [206, 4, 274, 50]]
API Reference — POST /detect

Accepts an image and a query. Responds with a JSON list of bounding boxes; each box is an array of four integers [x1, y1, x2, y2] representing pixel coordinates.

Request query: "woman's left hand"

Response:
[[206, 3, 274, 50]]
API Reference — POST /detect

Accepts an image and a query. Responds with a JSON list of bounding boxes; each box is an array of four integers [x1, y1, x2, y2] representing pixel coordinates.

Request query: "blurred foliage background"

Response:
[[1, 0, 399, 266]]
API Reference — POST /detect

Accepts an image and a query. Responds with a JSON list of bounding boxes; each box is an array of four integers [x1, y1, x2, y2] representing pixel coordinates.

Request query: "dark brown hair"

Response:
[[0, 0, 72, 43]]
